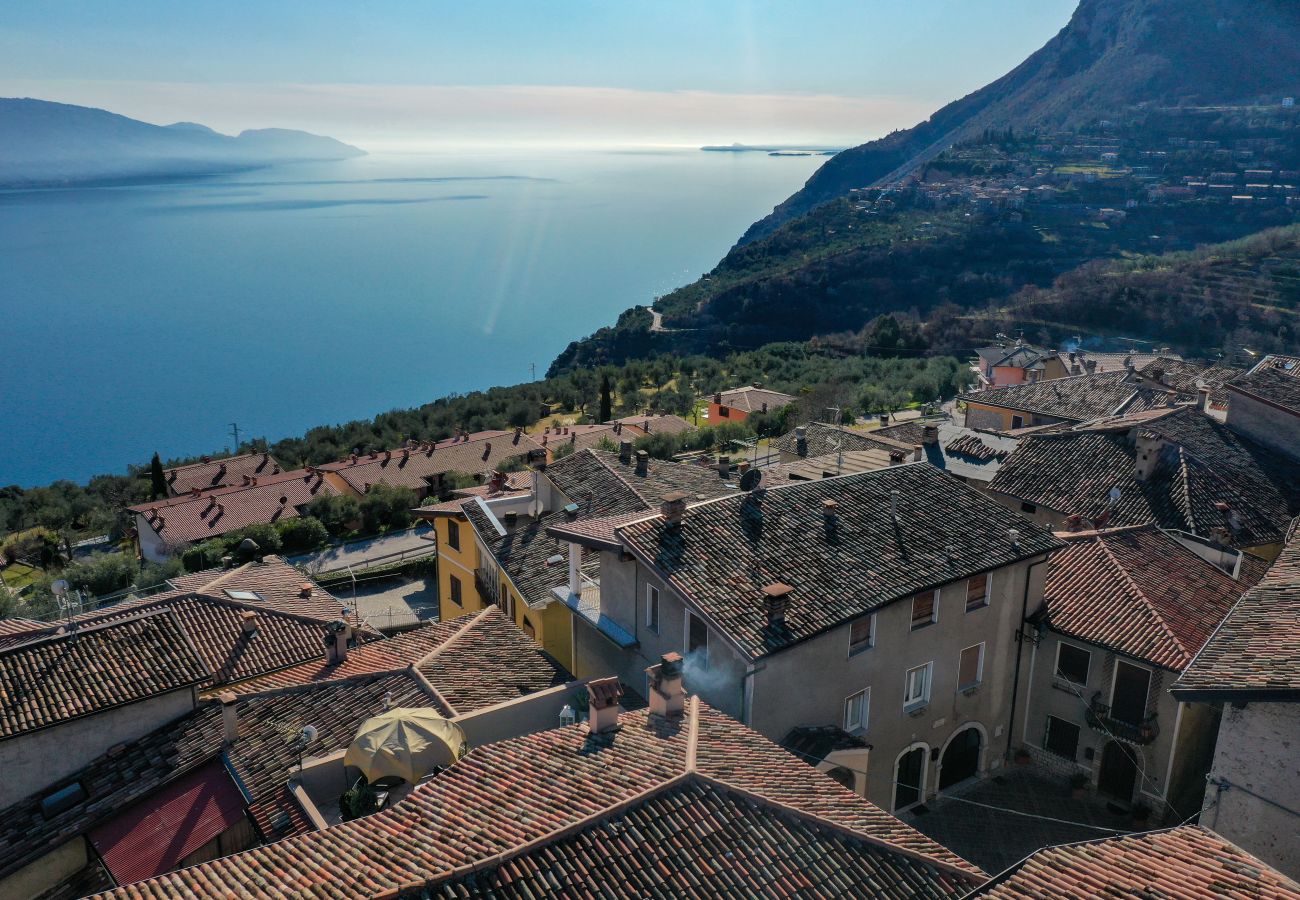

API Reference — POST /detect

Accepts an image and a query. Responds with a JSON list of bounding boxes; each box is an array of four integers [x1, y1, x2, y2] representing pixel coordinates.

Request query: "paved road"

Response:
[[342, 575, 438, 632], [289, 524, 437, 575]]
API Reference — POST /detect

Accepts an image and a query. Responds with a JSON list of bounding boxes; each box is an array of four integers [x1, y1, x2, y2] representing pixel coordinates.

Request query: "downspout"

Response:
[[1020, 632, 1039, 748], [1006, 555, 1048, 761]]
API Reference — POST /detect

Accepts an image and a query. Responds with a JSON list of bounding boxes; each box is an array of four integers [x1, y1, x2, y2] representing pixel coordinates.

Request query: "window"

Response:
[[848, 614, 875, 656], [1044, 715, 1080, 760], [447, 519, 461, 551], [522, 616, 535, 639], [1055, 643, 1091, 686], [965, 573, 990, 611], [958, 643, 985, 690], [844, 688, 870, 732], [1020, 501, 1038, 514], [646, 585, 660, 633], [687, 611, 709, 669], [449, 575, 463, 606], [224, 590, 264, 602], [1110, 660, 1152, 726], [904, 663, 932, 710], [1011, 415, 1025, 429], [911, 589, 938, 630], [717, 405, 730, 417], [40, 782, 87, 819]]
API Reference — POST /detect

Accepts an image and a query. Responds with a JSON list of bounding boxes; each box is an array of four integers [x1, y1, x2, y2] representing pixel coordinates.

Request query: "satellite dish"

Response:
[[51, 579, 69, 598], [739, 468, 763, 492], [1108, 487, 1122, 505], [299, 725, 318, 744]]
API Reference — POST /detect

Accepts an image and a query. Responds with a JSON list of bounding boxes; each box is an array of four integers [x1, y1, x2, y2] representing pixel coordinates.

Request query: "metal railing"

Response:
[[1086, 692, 1159, 745]]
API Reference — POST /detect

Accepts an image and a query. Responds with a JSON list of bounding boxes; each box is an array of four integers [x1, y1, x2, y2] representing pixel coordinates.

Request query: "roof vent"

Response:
[[239, 610, 259, 633]]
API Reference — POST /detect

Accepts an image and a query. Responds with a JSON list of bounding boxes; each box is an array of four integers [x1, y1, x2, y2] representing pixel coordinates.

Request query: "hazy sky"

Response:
[[1, 1, 1079, 148]]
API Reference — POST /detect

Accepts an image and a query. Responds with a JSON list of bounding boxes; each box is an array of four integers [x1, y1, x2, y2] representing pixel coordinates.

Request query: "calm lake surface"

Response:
[[0, 148, 822, 485]]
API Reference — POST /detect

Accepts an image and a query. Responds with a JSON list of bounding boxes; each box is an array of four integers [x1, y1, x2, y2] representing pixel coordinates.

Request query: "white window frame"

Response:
[[910, 588, 939, 630], [847, 614, 876, 657], [1054, 641, 1092, 686], [646, 584, 660, 633], [965, 572, 992, 612], [843, 688, 870, 732], [904, 662, 933, 710], [958, 642, 985, 690]]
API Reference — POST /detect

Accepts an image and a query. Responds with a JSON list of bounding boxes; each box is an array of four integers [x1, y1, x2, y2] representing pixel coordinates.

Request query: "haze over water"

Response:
[[0, 147, 822, 486]]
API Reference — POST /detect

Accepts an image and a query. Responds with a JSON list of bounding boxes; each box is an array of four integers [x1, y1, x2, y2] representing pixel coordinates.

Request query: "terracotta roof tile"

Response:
[[716, 385, 797, 413], [1175, 519, 1300, 698], [616, 463, 1061, 660], [0, 609, 209, 739], [604, 413, 695, 435], [1043, 525, 1251, 670], [319, 430, 545, 494], [971, 825, 1300, 899], [771, 421, 916, 459], [90, 698, 982, 900], [960, 370, 1180, 423], [164, 452, 283, 495], [130, 468, 337, 545]]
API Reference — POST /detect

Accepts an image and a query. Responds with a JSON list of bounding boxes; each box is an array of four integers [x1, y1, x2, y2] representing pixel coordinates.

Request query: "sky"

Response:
[[0, 1, 1080, 148]]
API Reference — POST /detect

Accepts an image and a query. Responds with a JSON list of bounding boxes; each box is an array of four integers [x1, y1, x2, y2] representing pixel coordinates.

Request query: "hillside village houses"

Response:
[[707, 382, 796, 422]]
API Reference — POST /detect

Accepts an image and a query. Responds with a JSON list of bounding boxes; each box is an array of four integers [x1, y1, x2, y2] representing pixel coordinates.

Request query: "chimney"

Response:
[[890, 489, 901, 522], [1198, 388, 1211, 412], [383, 450, 392, 463], [587, 676, 624, 733], [489, 470, 507, 493], [219, 691, 238, 744], [299, 581, 314, 598], [645, 652, 685, 718], [913, 444, 923, 462], [619, 440, 633, 464], [762, 582, 794, 627], [514, 426, 523, 443], [795, 426, 808, 458], [922, 425, 939, 446], [323, 620, 351, 665], [635, 450, 650, 477], [889, 450, 906, 466], [1084, 359, 1097, 375], [822, 499, 839, 540], [660, 491, 687, 525], [240, 610, 258, 633], [738, 460, 750, 474], [242, 475, 252, 486], [713, 391, 722, 405], [190, 487, 202, 498], [751, 381, 762, 389], [1134, 431, 1165, 482], [718, 456, 731, 478]]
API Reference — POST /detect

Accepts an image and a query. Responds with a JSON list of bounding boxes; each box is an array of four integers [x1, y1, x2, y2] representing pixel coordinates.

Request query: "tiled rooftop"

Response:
[[1042, 524, 1253, 670], [616, 463, 1061, 659], [960, 370, 1179, 423], [970, 825, 1300, 899], [1230, 364, 1300, 416], [988, 407, 1300, 547], [1175, 519, 1300, 699], [604, 412, 695, 435], [0, 609, 209, 739], [130, 468, 337, 545], [716, 384, 797, 413], [771, 421, 916, 460], [318, 430, 545, 494], [92, 699, 983, 900], [163, 452, 283, 495], [546, 448, 740, 515], [463, 501, 603, 608]]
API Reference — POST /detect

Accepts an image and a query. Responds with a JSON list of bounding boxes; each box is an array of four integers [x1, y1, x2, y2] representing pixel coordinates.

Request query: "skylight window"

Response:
[[225, 589, 265, 602]]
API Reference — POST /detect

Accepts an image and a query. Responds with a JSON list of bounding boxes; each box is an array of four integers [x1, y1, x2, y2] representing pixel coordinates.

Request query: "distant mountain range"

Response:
[[740, 0, 1300, 244], [0, 98, 364, 187]]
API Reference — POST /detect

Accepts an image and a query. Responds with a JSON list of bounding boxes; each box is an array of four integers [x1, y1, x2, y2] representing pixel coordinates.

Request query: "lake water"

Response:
[[0, 148, 822, 486]]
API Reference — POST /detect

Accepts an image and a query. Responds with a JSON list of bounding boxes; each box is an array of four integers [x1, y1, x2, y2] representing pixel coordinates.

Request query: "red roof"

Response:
[[1043, 524, 1252, 670], [89, 761, 246, 887], [165, 453, 282, 495]]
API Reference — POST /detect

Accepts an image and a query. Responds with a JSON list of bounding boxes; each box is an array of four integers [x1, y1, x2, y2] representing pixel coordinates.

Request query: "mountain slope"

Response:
[[0, 98, 364, 186], [741, 0, 1300, 244]]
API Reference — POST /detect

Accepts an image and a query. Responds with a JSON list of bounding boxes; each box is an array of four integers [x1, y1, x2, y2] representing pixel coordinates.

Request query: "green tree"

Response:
[[64, 552, 139, 597], [276, 516, 329, 553], [149, 452, 168, 500], [359, 483, 417, 534], [305, 494, 361, 536]]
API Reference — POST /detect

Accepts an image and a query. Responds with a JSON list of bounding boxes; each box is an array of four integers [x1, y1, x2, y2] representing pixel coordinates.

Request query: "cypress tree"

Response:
[[598, 374, 613, 423], [149, 452, 168, 499]]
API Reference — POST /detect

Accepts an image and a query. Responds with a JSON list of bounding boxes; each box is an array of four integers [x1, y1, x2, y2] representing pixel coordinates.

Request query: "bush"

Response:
[[182, 539, 229, 572], [138, 556, 185, 588], [63, 552, 138, 597], [359, 483, 417, 534], [306, 494, 361, 536], [225, 523, 284, 560], [276, 516, 329, 553], [1, 527, 62, 568]]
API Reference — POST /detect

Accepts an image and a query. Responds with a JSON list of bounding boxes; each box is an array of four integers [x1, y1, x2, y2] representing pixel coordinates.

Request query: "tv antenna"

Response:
[[229, 422, 242, 450]]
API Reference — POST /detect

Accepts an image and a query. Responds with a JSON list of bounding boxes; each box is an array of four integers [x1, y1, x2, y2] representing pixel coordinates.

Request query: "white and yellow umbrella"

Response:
[[343, 708, 467, 784]]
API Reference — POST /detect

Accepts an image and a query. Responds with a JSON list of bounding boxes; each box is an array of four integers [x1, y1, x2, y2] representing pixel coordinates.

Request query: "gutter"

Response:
[[1005, 553, 1050, 761]]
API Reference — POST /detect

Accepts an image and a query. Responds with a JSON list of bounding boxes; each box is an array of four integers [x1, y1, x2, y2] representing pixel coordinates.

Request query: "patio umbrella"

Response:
[[344, 708, 467, 784]]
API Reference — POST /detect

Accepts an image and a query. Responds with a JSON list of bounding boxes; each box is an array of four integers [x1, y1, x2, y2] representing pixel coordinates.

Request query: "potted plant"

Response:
[[1130, 802, 1152, 829], [1068, 772, 1089, 799], [1014, 747, 1032, 766]]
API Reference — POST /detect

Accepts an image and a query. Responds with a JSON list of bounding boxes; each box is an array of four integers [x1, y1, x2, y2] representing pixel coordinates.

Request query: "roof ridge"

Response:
[[415, 606, 493, 668], [684, 694, 700, 773], [0, 604, 183, 656], [1094, 532, 1191, 663], [194, 560, 255, 593], [218, 666, 415, 700], [588, 449, 658, 508], [689, 772, 983, 881], [403, 662, 458, 717]]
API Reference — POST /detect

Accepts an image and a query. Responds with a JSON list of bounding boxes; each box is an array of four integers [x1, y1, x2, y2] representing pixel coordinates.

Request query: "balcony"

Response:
[[1085, 693, 1159, 745]]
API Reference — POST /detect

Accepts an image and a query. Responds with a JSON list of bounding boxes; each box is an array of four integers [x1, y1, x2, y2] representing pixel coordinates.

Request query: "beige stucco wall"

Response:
[[0, 687, 196, 808], [1203, 701, 1300, 880], [0, 837, 88, 900], [1226, 392, 1300, 463]]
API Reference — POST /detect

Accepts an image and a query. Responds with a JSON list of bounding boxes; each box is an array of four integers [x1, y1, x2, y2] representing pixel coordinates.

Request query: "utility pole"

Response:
[[229, 422, 242, 451], [530, 362, 537, 381]]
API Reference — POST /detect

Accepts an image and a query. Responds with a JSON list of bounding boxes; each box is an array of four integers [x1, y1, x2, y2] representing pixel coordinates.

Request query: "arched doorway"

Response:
[[939, 726, 982, 790], [893, 744, 928, 812], [1098, 741, 1138, 802]]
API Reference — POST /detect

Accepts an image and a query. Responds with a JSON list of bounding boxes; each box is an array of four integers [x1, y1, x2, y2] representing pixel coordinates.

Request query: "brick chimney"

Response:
[[240, 610, 258, 633], [660, 491, 687, 525], [923, 425, 939, 446], [219, 691, 238, 744], [645, 652, 685, 718], [635, 450, 650, 477], [713, 392, 722, 405], [619, 440, 633, 464], [795, 426, 808, 458], [1134, 431, 1165, 482], [299, 582, 314, 598], [587, 676, 624, 733], [762, 582, 794, 627]]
